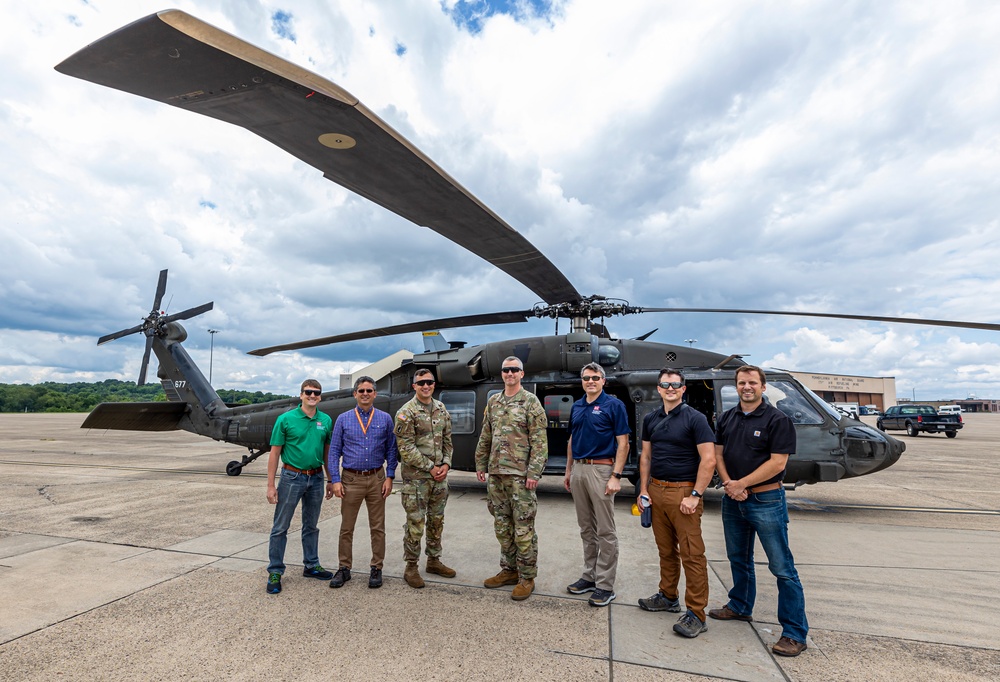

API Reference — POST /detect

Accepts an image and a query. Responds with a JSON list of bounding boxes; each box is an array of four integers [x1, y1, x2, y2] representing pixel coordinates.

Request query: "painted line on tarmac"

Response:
[[0, 459, 266, 478], [789, 499, 999, 516]]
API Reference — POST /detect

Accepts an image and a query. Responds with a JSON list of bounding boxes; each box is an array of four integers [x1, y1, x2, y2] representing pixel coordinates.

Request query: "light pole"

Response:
[[685, 339, 697, 347], [208, 329, 219, 384], [911, 387, 915, 402]]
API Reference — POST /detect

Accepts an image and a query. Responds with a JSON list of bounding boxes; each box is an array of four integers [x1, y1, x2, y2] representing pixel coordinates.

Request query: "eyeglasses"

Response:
[[414, 379, 436, 387], [355, 388, 375, 394], [302, 389, 322, 397], [582, 375, 603, 382], [501, 367, 522, 373], [658, 381, 685, 389]]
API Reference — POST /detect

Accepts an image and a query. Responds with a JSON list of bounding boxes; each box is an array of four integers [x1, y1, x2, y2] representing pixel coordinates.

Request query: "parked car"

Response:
[[877, 405, 963, 438], [938, 405, 962, 415]]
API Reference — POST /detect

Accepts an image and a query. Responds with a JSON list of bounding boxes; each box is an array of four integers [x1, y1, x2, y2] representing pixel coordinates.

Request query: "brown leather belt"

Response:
[[748, 482, 781, 493], [650, 479, 694, 488], [344, 467, 381, 476], [283, 463, 323, 476], [577, 458, 614, 465]]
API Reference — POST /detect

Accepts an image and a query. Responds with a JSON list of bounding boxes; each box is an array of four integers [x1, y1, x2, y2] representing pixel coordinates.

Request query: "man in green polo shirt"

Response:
[[265, 379, 335, 594]]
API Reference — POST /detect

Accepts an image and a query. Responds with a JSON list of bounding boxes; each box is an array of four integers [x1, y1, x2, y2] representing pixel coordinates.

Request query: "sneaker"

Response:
[[638, 591, 681, 612], [772, 636, 807, 657], [303, 565, 334, 580], [368, 567, 383, 589], [673, 610, 708, 638], [266, 572, 282, 594], [708, 605, 753, 622], [328, 566, 351, 588], [566, 578, 597, 595], [588, 588, 617, 607]]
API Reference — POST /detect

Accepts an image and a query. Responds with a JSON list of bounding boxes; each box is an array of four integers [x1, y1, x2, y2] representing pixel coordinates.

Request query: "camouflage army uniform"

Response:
[[394, 396, 453, 563], [474, 387, 548, 580]]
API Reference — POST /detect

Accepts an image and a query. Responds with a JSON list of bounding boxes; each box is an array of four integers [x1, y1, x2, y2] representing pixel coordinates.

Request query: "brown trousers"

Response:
[[649, 480, 708, 622], [338, 468, 387, 570]]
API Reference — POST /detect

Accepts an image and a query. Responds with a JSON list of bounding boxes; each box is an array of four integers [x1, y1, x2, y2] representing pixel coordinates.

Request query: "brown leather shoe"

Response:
[[425, 557, 457, 578], [404, 563, 424, 589], [772, 636, 807, 657], [511, 579, 534, 601], [484, 569, 519, 589], [708, 605, 753, 622]]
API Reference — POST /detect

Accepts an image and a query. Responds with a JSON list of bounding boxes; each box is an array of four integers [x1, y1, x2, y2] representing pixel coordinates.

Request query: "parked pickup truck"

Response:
[[877, 405, 963, 438]]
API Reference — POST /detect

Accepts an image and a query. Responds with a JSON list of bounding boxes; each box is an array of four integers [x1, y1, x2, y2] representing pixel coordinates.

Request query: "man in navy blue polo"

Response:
[[563, 362, 631, 607], [710, 365, 809, 657], [326, 376, 398, 589]]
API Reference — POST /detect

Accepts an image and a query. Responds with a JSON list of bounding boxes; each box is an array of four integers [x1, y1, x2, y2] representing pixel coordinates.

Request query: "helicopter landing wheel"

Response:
[[226, 460, 243, 476]]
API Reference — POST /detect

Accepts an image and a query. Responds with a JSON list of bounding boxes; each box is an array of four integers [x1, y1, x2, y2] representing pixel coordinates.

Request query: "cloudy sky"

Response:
[[3, 0, 1000, 400]]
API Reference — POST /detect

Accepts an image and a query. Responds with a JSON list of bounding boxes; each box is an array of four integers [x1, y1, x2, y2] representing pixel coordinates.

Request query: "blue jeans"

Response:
[[721, 488, 808, 643], [267, 469, 325, 574]]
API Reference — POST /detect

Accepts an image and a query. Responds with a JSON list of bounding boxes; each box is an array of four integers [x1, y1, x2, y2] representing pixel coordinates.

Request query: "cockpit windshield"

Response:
[[719, 379, 825, 425]]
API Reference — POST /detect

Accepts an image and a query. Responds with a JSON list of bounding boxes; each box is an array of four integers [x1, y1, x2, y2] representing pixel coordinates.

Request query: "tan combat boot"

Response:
[[511, 578, 534, 601], [404, 562, 424, 589], [425, 557, 456, 578], [483, 569, 519, 589]]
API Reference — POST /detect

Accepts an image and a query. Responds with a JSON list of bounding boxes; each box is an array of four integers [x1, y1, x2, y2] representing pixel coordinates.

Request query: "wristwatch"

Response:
[[690, 489, 702, 498], [612, 471, 623, 479]]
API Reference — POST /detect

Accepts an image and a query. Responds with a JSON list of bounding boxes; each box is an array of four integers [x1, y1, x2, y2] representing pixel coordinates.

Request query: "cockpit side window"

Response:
[[719, 380, 825, 425]]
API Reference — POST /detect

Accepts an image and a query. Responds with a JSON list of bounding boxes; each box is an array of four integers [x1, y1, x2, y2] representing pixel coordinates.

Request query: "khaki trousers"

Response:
[[571, 463, 618, 591], [338, 468, 387, 570]]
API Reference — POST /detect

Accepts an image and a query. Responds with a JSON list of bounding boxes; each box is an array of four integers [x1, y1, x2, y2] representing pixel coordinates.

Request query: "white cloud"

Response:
[[2, 0, 1000, 401]]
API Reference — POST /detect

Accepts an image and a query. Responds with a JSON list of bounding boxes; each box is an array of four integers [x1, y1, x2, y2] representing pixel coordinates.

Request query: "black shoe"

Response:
[[369, 567, 383, 589], [303, 564, 334, 580], [588, 588, 616, 607], [673, 610, 708, 638], [328, 566, 351, 588], [566, 578, 597, 595], [638, 591, 681, 612], [266, 572, 282, 594]]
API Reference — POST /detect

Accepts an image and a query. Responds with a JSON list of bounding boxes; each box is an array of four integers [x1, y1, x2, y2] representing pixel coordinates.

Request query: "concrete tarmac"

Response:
[[1, 413, 998, 681]]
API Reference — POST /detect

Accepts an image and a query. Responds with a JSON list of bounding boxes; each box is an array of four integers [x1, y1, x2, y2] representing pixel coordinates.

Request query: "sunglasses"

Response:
[[302, 389, 322, 397], [355, 388, 375, 394], [582, 375, 603, 382], [414, 379, 436, 387], [501, 367, 522, 373], [658, 381, 685, 389]]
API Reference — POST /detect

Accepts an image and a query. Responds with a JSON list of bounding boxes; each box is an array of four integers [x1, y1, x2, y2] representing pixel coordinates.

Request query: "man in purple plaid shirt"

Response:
[[326, 376, 399, 589]]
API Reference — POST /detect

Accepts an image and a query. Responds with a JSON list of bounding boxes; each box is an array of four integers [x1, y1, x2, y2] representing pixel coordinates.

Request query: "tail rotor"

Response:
[[97, 269, 213, 385]]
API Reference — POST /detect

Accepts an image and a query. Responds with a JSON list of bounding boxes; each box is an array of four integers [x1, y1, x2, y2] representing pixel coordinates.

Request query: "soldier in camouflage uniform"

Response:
[[475, 356, 548, 601], [394, 368, 456, 588]]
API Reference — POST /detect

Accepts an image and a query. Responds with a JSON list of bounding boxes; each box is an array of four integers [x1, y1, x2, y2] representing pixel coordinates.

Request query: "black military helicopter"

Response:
[[61, 10, 1000, 485]]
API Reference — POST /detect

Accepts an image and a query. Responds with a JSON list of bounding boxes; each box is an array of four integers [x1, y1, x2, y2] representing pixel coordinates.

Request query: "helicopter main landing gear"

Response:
[[226, 448, 268, 476]]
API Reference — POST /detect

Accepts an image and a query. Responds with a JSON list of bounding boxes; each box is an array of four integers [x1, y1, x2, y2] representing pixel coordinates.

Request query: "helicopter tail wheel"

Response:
[[906, 423, 919, 437], [945, 430, 958, 438], [226, 460, 243, 476]]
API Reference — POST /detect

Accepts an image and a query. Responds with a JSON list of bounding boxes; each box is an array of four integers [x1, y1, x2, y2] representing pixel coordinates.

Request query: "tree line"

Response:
[[0, 380, 291, 413]]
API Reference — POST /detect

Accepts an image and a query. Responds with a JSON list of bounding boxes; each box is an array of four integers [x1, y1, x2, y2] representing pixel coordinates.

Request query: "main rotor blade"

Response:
[[162, 301, 214, 324], [642, 308, 1000, 332], [56, 11, 580, 306], [137, 334, 154, 386], [151, 269, 168, 313], [249, 310, 533, 356], [97, 323, 144, 346]]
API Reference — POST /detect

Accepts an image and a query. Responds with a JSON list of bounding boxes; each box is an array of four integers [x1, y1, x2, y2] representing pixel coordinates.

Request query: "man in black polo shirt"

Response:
[[636, 368, 716, 638], [710, 365, 809, 658]]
